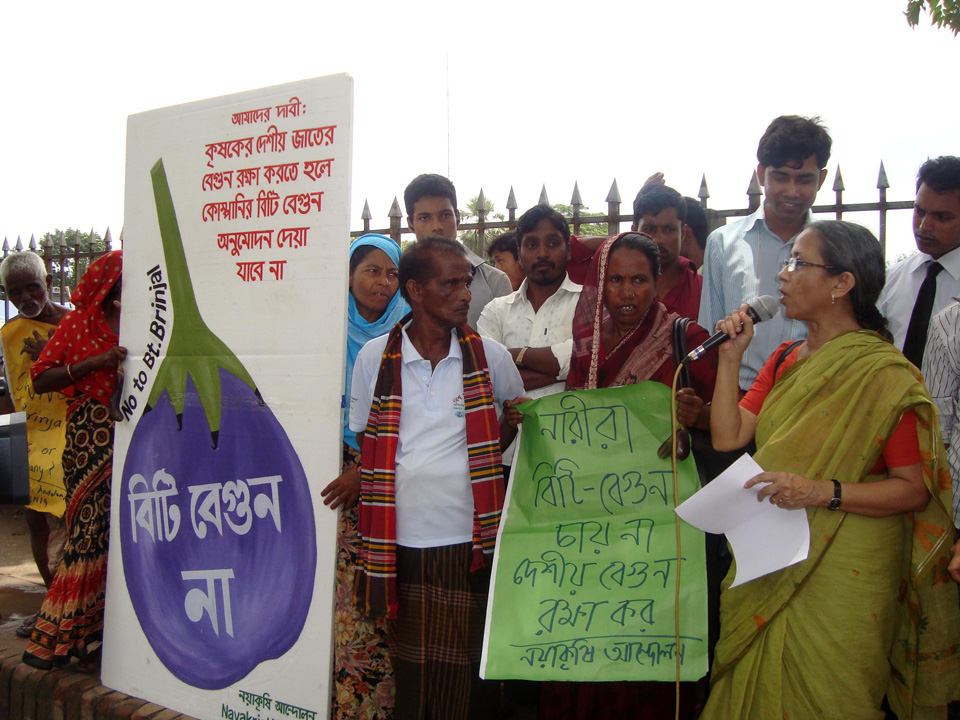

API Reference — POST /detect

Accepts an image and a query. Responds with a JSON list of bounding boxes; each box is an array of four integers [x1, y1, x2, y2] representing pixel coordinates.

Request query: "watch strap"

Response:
[[828, 479, 842, 510]]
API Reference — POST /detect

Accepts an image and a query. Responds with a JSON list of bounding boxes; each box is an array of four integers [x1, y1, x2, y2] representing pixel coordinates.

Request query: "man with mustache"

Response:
[[879, 156, 960, 368], [699, 115, 832, 390], [477, 204, 581, 466], [634, 184, 702, 320], [350, 237, 524, 719]]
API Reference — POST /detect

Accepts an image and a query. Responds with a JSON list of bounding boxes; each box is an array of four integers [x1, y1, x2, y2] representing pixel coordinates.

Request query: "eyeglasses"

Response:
[[779, 257, 836, 273]]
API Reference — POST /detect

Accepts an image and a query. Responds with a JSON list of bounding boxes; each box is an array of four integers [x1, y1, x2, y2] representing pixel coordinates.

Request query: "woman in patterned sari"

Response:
[[321, 234, 409, 719], [703, 221, 960, 719], [22, 250, 125, 672], [540, 232, 717, 720]]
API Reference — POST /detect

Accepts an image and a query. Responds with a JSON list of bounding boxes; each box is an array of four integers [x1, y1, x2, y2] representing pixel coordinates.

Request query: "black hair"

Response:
[[916, 156, 960, 195], [632, 185, 686, 225], [682, 198, 708, 250], [349, 244, 380, 274], [607, 232, 660, 278], [398, 236, 467, 302], [403, 174, 458, 218], [515, 204, 571, 245], [808, 220, 891, 341], [487, 231, 519, 261], [757, 115, 832, 170]]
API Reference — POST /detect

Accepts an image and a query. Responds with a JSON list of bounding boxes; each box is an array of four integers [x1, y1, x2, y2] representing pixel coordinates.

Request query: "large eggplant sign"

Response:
[[103, 75, 352, 720]]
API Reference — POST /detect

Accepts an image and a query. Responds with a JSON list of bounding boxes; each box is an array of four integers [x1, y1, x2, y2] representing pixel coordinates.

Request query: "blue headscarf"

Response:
[[344, 234, 409, 449]]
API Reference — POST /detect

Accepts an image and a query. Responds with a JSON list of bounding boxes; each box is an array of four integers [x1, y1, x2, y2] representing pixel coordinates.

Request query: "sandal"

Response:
[[75, 647, 102, 674], [15, 613, 38, 639]]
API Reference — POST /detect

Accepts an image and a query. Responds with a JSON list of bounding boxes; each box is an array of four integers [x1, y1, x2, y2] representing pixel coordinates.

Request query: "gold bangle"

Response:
[[66, 364, 77, 383], [516, 346, 529, 367]]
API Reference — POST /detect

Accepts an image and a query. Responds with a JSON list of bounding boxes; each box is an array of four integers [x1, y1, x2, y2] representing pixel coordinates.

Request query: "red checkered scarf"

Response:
[[355, 320, 505, 619]]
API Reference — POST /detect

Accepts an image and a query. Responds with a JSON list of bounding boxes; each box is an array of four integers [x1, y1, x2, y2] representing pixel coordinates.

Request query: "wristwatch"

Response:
[[827, 479, 842, 511]]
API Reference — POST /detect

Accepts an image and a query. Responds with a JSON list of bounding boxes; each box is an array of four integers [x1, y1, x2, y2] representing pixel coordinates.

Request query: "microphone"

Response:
[[682, 295, 779, 365]]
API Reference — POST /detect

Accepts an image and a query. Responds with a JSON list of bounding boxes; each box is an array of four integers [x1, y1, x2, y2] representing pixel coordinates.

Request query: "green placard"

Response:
[[482, 383, 708, 682]]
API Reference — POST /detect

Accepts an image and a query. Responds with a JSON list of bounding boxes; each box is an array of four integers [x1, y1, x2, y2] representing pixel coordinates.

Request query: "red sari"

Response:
[[22, 251, 122, 669]]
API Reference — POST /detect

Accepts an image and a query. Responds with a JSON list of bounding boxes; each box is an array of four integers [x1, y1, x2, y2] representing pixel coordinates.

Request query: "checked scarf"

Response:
[[355, 320, 505, 619]]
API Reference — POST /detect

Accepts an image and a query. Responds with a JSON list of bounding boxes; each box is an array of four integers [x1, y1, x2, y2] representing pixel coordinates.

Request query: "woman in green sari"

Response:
[[702, 220, 960, 720]]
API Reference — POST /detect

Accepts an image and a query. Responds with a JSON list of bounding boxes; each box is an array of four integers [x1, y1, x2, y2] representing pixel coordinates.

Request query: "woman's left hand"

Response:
[[745, 472, 832, 510], [675, 387, 703, 427], [321, 466, 361, 510]]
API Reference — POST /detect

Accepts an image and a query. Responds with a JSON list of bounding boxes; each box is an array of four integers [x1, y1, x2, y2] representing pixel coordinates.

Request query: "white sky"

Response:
[[1, 0, 957, 260]]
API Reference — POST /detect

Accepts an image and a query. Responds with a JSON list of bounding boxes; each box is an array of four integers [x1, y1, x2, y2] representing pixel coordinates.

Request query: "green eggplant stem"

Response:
[[147, 158, 258, 443]]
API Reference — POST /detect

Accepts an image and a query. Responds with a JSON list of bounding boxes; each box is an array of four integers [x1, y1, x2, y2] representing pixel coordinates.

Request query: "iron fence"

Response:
[[0, 229, 115, 323], [350, 162, 912, 258], [0, 162, 914, 323]]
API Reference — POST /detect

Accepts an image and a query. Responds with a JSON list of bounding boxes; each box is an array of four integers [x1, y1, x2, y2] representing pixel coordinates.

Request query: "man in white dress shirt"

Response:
[[879, 156, 960, 366], [699, 115, 832, 390], [477, 204, 581, 465]]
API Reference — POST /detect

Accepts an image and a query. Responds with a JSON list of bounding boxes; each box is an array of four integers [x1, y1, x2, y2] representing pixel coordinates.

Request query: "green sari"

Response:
[[702, 331, 960, 720]]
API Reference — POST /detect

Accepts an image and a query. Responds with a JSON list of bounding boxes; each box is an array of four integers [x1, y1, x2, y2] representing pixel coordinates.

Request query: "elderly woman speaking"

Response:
[[701, 221, 960, 719]]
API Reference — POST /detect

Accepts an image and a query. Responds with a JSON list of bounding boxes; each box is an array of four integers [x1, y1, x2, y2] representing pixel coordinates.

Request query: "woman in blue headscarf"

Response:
[[323, 234, 408, 720]]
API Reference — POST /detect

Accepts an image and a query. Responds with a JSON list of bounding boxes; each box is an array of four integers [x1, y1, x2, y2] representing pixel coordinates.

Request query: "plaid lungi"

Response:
[[389, 543, 499, 720]]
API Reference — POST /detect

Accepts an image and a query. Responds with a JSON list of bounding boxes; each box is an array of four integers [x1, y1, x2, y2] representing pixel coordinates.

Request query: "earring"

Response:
[[831, 293, 835, 305]]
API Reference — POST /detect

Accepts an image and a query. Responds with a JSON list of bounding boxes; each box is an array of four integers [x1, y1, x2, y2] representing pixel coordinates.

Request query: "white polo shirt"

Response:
[[349, 325, 523, 548]]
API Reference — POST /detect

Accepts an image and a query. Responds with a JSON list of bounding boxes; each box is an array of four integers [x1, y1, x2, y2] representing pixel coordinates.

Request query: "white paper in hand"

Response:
[[675, 454, 810, 587]]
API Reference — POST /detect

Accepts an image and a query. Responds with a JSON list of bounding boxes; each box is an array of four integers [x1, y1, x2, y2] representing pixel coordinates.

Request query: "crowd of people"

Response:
[[325, 115, 960, 720], [4, 112, 960, 720]]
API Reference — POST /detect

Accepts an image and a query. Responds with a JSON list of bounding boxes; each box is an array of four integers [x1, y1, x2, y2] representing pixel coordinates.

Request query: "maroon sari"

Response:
[[545, 235, 714, 720]]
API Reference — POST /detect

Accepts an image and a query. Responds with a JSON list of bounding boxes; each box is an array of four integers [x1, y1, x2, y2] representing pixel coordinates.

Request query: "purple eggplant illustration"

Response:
[[119, 159, 316, 689]]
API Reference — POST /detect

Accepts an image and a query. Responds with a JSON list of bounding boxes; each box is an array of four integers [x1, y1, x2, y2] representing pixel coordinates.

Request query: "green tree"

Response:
[[459, 196, 505, 256], [551, 203, 607, 237], [906, 0, 960, 35]]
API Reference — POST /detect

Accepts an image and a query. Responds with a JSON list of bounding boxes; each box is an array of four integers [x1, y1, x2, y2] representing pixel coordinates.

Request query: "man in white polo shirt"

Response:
[[350, 237, 523, 720]]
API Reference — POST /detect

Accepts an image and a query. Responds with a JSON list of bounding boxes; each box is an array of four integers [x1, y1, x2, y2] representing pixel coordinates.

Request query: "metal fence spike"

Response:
[[747, 170, 762, 196], [877, 161, 890, 190], [15, 236, 23, 251], [833, 166, 845, 192], [539, 185, 550, 206], [29, 234, 37, 251], [698, 174, 710, 200], [2, 238, 9, 252], [58, 231, 67, 249], [388, 197, 403, 218], [571, 182, 583, 208], [477, 189, 486, 216], [361, 200, 372, 221], [506, 186, 517, 211], [104, 227, 113, 250], [606, 179, 621, 204]]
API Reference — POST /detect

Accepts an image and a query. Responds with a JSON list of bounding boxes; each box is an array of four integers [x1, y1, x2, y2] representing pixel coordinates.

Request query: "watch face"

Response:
[[828, 497, 841, 510]]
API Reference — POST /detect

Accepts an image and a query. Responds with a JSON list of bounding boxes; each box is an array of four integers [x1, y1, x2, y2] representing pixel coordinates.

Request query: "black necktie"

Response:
[[902, 261, 944, 367]]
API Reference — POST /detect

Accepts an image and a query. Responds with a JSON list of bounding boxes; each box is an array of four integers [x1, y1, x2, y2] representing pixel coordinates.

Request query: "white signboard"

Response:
[[103, 73, 353, 720]]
